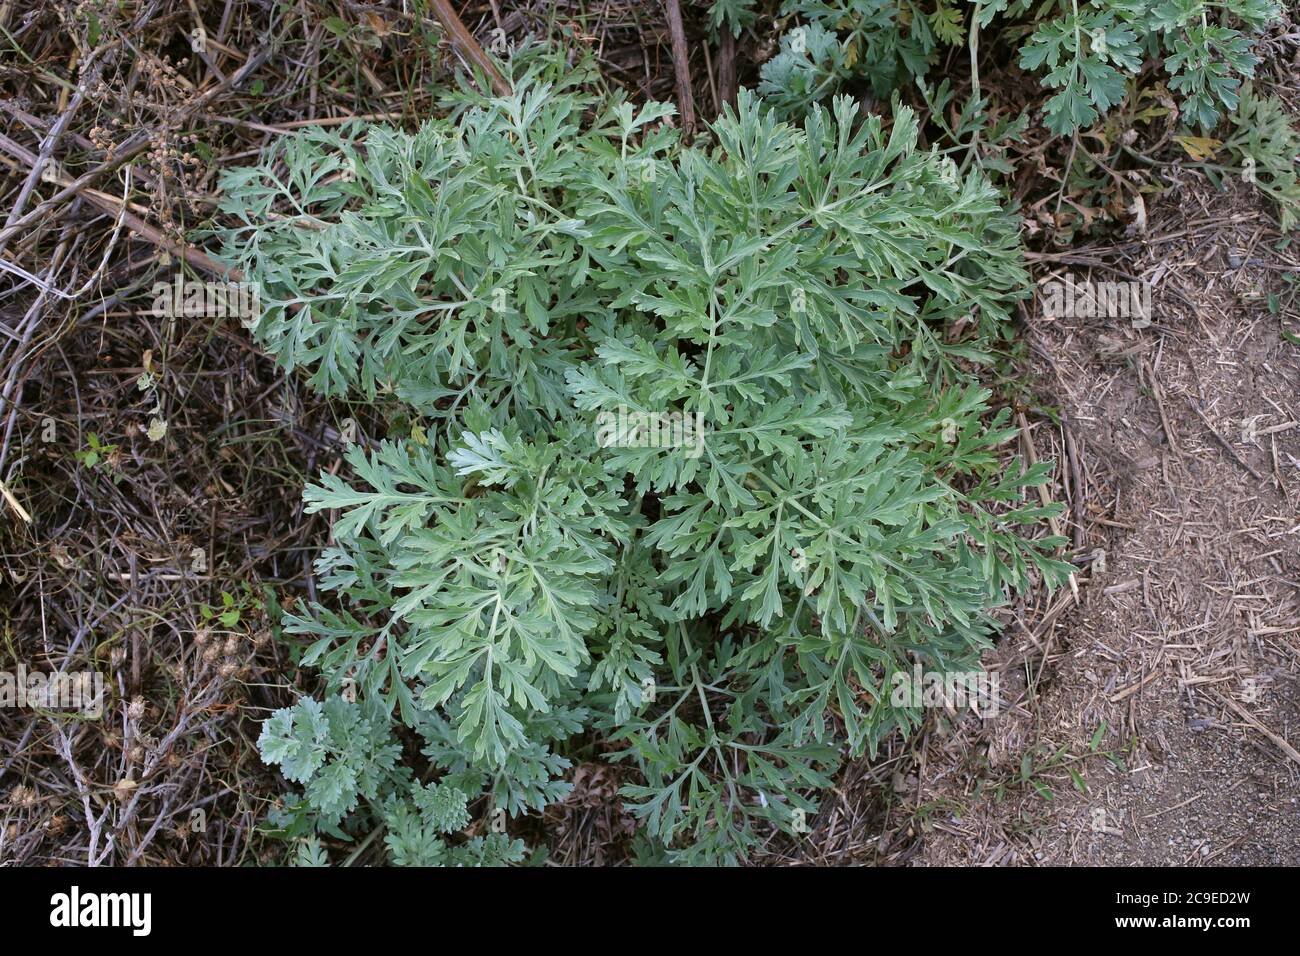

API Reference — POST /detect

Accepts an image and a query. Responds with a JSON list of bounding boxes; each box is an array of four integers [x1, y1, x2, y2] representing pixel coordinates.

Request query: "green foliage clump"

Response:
[[259, 694, 526, 866], [221, 49, 1068, 864], [750, 0, 1281, 135]]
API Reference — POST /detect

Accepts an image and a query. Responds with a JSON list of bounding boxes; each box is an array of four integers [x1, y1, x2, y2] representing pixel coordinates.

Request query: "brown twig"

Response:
[[1185, 398, 1263, 481], [1215, 692, 1300, 767], [1061, 413, 1086, 551], [663, 0, 696, 139], [1140, 358, 1187, 458], [427, 0, 512, 97], [0, 130, 237, 280], [717, 28, 737, 113]]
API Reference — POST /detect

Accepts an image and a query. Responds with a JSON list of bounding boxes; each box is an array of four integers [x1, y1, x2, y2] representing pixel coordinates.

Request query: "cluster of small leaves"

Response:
[[225, 47, 1069, 864], [258, 695, 526, 866], [709, 0, 761, 38], [746, 0, 1281, 135], [1016, 0, 1279, 133], [1219, 82, 1300, 231]]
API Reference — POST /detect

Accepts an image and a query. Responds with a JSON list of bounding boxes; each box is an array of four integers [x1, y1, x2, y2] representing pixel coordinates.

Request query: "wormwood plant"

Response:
[[738, 0, 1281, 135], [218, 49, 1069, 864]]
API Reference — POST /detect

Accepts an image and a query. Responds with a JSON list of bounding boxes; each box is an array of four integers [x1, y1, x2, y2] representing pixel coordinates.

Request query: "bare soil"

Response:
[[912, 181, 1300, 866]]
